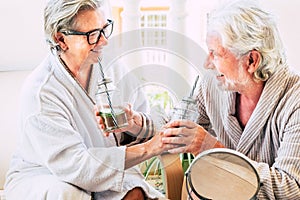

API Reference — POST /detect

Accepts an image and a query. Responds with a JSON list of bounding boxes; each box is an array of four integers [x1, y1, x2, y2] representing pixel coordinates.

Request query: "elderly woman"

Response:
[[161, 0, 300, 199], [4, 0, 174, 199]]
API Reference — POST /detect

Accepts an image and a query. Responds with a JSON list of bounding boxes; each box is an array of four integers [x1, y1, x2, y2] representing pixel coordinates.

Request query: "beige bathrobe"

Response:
[[197, 65, 300, 199]]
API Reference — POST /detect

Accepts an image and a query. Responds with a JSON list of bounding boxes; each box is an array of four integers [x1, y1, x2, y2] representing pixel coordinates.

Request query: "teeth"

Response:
[[91, 48, 102, 52], [91, 50, 101, 53]]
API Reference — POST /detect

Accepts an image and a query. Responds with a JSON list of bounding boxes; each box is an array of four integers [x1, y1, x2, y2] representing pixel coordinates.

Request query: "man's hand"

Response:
[[162, 120, 224, 155]]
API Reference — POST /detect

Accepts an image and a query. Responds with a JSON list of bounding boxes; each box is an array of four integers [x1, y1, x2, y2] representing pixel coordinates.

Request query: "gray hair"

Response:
[[207, 0, 286, 81], [44, 0, 103, 52]]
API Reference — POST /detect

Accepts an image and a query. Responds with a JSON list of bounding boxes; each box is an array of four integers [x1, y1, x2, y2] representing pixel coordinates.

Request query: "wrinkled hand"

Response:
[[144, 131, 181, 156], [162, 120, 218, 156], [95, 104, 143, 137]]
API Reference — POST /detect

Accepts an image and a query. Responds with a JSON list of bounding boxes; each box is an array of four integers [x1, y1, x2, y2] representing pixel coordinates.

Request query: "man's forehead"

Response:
[[207, 33, 226, 51]]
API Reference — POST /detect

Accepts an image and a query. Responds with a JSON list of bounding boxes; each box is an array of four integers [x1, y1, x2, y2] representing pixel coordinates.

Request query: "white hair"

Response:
[[44, 0, 104, 52], [207, 0, 286, 81]]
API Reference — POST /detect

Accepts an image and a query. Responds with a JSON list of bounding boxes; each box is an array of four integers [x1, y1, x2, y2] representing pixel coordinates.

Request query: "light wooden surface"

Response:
[[159, 153, 184, 200]]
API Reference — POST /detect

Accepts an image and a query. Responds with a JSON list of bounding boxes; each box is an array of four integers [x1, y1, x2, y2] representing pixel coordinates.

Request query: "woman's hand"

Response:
[[125, 130, 180, 169], [121, 104, 144, 136], [95, 104, 143, 137], [162, 120, 223, 156]]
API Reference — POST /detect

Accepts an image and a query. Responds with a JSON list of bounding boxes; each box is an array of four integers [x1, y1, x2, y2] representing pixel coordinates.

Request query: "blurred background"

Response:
[[0, 0, 299, 71]]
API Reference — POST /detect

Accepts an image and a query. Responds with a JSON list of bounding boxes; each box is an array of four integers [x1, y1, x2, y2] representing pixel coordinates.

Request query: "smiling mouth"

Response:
[[91, 48, 102, 53], [91, 50, 101, 53]]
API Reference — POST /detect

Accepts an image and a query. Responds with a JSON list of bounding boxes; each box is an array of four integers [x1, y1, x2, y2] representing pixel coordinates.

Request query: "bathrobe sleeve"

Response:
[[23, 112, 127, 193]]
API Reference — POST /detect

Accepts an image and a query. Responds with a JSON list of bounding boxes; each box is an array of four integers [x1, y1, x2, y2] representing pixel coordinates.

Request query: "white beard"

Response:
[[217, 60, 250, 92]]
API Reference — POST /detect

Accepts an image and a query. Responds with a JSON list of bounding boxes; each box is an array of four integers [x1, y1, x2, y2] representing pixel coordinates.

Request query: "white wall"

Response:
[[0, 70, 31, 188], [0, 1, 48, 71], [262, 0, 300, 71]]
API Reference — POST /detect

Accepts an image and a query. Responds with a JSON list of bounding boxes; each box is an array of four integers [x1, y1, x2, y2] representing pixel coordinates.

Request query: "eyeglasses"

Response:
[[62, 19, 114, 45]]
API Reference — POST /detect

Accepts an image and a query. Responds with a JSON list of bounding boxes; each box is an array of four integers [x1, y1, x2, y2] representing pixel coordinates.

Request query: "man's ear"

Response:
[[247, 50, 261, 73], [54, 32, 68, 51]]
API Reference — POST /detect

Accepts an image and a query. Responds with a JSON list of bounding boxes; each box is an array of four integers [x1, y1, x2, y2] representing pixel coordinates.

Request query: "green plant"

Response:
[[180, 153, 194, 172], [141, 156, 161, 178], [147, 90, 173, 110]]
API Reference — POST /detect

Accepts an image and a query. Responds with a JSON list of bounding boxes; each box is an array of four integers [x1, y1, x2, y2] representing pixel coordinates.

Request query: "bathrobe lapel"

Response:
[[220, 66, 288, 152], [221, 92, 242, 147], [236, 67, 288, 154]]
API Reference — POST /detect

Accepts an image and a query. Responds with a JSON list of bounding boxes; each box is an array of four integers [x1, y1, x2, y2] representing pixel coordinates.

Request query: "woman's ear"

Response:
[[54, 32, 68, 51], [247, 50, 261, 73]]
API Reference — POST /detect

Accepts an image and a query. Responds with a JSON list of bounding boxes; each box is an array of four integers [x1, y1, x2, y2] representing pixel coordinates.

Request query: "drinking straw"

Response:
[[97, 57, 118, 129], [189, 75, 199, 98]]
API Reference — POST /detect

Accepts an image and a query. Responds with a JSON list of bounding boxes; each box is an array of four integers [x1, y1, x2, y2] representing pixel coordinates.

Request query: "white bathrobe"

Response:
[[4, 53, 162, 200]]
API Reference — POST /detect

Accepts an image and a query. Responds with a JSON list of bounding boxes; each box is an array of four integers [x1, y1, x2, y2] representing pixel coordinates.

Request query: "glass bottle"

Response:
[[169, 75, 200, 123], [95, 78, 128, 132], [169, 96, 199, 123]]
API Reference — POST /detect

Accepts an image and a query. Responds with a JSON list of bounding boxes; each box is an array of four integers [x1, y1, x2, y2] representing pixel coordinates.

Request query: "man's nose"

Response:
[[204, 55, 215, 69]]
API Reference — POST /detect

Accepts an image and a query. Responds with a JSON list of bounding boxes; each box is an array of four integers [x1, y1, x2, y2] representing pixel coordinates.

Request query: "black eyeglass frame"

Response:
[[61, 19, 114, 45]]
